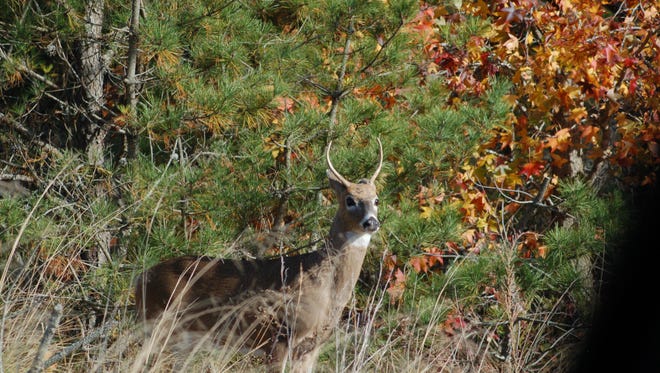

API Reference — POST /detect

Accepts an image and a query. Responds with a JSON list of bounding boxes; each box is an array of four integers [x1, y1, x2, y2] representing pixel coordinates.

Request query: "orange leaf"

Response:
[[445, 241, 459, 252], [551, 152, 569, 168], [461, 229, 477, 245], [409, 256, 428, 273], [273, 96, 294, 113], [546, 128, 572, 152], [383, 253, 398, 273], [386, 268, 407, 303], [424, 246, 444, 267], [579, 125, 600, 140], [499, 131, 513, 151]]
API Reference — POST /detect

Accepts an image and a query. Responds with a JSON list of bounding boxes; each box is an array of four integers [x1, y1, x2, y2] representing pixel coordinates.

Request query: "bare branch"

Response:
[[0, 174, 34, 182], [43, 320, 118, 370], [0, 112, 63, 157], [28, 304, 63, 373], [126, 0, 142, 114]]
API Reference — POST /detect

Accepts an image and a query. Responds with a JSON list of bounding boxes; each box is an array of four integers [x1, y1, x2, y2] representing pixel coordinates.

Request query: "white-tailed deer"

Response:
[[135, 139, 383, 372]]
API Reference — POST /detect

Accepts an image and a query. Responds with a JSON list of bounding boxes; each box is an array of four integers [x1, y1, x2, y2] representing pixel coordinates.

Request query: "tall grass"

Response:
[[0, 241, 587, 373], [0, 162, 602, 372]]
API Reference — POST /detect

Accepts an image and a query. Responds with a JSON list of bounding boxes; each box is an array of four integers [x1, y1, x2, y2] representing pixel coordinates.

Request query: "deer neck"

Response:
[[327, 216, 372, 297]]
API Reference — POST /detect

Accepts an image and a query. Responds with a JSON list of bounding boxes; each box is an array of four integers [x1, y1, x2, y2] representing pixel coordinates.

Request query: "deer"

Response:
[[134, 138, 383, 372]]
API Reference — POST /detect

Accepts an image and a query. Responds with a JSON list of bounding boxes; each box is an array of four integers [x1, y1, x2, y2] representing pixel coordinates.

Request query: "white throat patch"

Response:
[[345, 231, 372, 247]]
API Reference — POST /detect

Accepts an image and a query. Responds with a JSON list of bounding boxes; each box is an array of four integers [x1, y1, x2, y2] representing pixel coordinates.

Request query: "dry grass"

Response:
[[0, 240, 585, 372]]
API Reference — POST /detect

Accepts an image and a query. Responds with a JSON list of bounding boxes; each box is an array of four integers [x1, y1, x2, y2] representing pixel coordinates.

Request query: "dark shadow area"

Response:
[[573, 180, 660, 372]]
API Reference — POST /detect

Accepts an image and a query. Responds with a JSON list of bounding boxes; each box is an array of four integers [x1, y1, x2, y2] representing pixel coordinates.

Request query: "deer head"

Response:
[[326, 138, 383, 250]]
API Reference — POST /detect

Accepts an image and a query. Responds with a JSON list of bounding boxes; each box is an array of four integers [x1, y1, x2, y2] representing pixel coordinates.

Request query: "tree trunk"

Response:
[[81, 0, 106, 167], [121, 0, 142, 162], [81, 0, 113, 266]]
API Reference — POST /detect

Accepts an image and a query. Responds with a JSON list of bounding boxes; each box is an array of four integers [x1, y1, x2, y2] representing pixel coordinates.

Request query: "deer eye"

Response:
[[374, 198, 379, 206], [345, 196, 357, 207]]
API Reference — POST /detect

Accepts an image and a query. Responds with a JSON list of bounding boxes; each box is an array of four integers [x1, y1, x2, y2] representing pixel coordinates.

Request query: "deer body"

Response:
[[135, 140, 383, 372]]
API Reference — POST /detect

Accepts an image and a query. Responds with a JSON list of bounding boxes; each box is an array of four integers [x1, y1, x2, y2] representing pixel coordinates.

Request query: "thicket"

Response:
[[0, 0, 657, 371]]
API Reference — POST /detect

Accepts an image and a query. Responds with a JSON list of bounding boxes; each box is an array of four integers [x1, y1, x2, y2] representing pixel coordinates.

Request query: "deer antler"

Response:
[[327, 138, 384, 185], [326, 141, 352, 186], [369, 137, 383, 184]]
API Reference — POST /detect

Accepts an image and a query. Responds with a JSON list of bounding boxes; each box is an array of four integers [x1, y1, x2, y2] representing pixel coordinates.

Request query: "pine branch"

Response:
[[0, 46, 60, 89]]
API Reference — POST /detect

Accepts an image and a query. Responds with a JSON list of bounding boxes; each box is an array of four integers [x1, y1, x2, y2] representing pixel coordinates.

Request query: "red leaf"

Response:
[[603, 43, 620, 66], [443, 313, 468, 336], [630, 76, 638, 93], [623, 57, 637, 68], [519, 162, 545, 178]]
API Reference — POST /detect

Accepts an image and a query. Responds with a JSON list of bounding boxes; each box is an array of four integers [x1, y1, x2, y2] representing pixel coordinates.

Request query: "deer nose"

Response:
[[362, 217, 380, 232]]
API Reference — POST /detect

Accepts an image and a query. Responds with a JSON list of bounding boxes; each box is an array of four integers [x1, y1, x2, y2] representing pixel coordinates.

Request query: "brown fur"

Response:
[[134, 141, 383, 372]]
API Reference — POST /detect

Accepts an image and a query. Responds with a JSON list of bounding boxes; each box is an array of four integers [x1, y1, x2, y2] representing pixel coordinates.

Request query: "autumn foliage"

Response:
[[382, 0, 658, 300]]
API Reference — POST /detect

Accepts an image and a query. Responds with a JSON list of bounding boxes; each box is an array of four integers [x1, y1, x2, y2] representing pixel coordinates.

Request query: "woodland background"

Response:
[[0, 0, 658, 371]]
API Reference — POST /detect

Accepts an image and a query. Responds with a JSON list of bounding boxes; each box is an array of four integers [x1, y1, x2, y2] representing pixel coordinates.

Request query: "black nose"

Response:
[[362, 217, 380, 232]]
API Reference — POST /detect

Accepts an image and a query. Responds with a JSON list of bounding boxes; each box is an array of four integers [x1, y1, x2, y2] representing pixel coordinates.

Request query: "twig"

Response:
[[474, 175, 553, 207], [473, 181, 537, 205], [0, 46, 60, 89], [531, 176, 551, 206], [0, 173, 34, 182], [359, 15, 405, 73], [299, 76, 332, 95], [175, 0, 237, 27], [28, 304, 63, 373], [43, 320, 118, 369], [123, 0, 141, 166]]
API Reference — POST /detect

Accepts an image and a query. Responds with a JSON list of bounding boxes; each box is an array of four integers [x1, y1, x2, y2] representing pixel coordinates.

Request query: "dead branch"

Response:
[[28, 304, 63, 373], [43, 320, 118, 370]]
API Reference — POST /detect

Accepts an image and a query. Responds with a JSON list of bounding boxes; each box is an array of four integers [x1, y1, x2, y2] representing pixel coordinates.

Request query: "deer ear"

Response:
[[327, 169, 347, 193]]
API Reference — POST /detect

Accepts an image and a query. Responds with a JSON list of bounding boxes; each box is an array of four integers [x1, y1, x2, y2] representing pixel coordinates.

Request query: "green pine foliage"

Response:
[[417, 179, 628, 368]]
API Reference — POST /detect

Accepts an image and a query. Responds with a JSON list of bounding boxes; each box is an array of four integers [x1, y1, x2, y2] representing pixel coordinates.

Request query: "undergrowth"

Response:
[[0, 168, 627, 372]]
